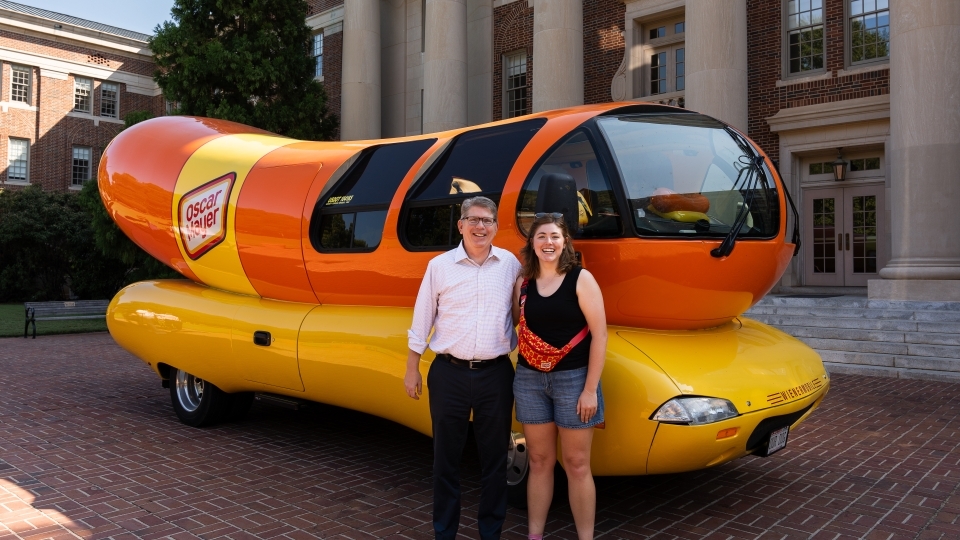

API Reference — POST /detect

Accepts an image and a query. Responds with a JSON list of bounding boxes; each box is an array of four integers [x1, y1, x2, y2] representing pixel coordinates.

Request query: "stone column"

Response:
[[341, 0, 381, 140], [381, 0, 406, 138], [532, 0, 583, 113], [423, 0, 468, 133], [874, 0, 960, 300], [685, 0, 748, 132], [466, 0, 493, 126]]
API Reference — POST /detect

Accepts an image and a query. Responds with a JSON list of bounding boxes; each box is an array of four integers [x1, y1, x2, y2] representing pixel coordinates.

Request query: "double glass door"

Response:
[[803, 185, 886, 287]]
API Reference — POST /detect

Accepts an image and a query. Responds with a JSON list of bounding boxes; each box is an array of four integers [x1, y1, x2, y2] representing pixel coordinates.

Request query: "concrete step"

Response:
[[756, 295, 960, 312], [785, 326, 905, 343], [917, 321, 960, 334], [823, 362, 960, 383], [799, 337, 909, 355], [747, 314, 919, 332], [746, 305, 960, 322], [817, 350, 895, 367], [905, 333, 960, 347]]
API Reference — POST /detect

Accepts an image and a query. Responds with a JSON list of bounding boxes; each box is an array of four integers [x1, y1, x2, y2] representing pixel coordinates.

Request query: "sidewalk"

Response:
[[1, 333, 958, 539]]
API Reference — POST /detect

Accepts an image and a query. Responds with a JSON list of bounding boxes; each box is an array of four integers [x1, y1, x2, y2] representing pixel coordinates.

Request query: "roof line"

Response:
[[0, 0, 153, 42]]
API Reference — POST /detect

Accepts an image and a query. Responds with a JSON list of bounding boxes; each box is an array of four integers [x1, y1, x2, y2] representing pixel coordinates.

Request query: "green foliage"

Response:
[[124, 110, 155, 128], [151, 0, 338, 140], [0, 303, 107, 337]]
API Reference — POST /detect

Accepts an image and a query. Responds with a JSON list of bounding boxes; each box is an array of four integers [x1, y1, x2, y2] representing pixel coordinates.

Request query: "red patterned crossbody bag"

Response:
[[518, 278, 590, 372]]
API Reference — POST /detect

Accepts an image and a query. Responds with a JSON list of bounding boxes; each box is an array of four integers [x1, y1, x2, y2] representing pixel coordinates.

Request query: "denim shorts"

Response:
[[514, 365, 604, 429]]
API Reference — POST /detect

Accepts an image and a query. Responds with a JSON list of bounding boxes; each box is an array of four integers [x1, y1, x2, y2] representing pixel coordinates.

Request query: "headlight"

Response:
[[652, 397, 740, 425]]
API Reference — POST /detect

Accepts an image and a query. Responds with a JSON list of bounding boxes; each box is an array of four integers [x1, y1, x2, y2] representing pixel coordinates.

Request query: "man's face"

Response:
[[457, 206, 498, 254]]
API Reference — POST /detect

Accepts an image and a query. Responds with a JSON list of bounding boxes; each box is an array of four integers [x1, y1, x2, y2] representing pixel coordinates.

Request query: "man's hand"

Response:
[[405, 349, 423, 399]]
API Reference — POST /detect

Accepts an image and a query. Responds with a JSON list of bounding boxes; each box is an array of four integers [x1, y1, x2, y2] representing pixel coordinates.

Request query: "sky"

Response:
[[21, 0, 175, 35]]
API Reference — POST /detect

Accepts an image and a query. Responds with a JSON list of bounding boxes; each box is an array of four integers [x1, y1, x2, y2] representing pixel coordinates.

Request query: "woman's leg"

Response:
[[559, 426, 595, 540], [523, 422, 558, 536]]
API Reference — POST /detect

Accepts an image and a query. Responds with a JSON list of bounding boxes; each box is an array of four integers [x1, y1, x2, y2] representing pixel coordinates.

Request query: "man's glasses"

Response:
[[534, 212, 564, 219], [460, 216, 497, 226]]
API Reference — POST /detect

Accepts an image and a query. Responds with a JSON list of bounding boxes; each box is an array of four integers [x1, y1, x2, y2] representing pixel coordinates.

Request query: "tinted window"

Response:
[[518, 130, 622, 238], [403, 118, 545, 250], [311, 139, 436, 252]]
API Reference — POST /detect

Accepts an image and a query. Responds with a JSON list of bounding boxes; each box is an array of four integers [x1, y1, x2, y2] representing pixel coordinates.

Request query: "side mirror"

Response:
[[535, 173, 578, 234]]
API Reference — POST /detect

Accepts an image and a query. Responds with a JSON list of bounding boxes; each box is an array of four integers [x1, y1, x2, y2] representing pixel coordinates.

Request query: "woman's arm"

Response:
[[511, 276, 524, 326], [575, 269, 607, 422]]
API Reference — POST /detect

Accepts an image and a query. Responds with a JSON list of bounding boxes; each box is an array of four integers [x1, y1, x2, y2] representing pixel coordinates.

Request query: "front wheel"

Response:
[[169, 368, 231, 427]]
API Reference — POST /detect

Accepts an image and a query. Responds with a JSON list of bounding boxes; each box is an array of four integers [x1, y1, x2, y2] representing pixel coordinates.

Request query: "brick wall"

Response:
[[307, 0, 343, 17], [493, 1, 533, 122], [321, 29, 342, 140], [583, 0, 625, 105], [746, 0, 890, 161], [0, 30, 163, 192]]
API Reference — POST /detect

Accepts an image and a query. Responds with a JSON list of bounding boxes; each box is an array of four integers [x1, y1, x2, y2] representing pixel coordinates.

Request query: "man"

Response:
[[405, 196, 521, 540]]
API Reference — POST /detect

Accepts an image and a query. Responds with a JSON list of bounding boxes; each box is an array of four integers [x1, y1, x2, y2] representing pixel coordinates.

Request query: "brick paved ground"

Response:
[[1, 333, 959, 539]]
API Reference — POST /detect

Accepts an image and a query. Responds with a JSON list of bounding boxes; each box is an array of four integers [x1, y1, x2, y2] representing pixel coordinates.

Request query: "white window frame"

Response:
[[782, 0, 827, 79], [100, 81, 119, 118], [72, 146, 93, 187], [503, 50, 529, 119], [638, 15, 686, 106], [10, 65, 31, 104], [845, 0, 890, 69], [313, 33, 323, 79], [74, 77, 93, 113], [7, 138, 30, 183]]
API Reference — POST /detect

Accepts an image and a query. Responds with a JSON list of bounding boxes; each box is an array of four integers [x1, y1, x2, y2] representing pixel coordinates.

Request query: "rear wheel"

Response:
[[169, 368, 231, 427]]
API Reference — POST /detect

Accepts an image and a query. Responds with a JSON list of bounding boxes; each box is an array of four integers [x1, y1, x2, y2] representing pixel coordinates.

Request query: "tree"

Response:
[[151, 0, 338, 140]]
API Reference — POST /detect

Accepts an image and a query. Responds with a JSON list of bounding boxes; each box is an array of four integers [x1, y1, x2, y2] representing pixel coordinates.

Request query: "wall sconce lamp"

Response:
[[832, 148, 848, 182]]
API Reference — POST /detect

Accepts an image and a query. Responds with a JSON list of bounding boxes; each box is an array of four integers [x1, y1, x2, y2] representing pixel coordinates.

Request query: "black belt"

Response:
[[437, 353, 509, 370]]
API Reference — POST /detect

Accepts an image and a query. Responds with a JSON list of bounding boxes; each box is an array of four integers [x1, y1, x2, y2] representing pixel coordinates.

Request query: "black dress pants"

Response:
[[427, 357, 515, 540]]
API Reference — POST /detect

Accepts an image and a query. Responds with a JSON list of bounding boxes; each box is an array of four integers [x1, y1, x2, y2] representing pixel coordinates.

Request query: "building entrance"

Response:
[[802, 184, 886, 287]]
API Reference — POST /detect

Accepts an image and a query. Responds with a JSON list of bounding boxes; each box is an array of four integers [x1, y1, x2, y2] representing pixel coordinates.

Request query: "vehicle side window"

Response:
[[517, 130, 622, 238], [310, 139, 436, 252], [402, 118, 546, 250]]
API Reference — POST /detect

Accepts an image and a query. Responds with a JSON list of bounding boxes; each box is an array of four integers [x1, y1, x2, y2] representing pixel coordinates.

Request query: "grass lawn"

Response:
[[0, 303, 108, 338]]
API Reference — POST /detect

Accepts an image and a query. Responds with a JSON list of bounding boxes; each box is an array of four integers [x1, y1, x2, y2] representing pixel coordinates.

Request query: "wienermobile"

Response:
[[102, 102, 828, 484]]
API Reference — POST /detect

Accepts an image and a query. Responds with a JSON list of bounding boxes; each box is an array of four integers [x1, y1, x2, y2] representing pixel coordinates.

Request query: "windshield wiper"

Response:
[[711, 129, 763, 258]]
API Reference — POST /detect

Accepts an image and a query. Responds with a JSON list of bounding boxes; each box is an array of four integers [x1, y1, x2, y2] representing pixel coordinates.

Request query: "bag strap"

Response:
[[519, 278, 529, 317]]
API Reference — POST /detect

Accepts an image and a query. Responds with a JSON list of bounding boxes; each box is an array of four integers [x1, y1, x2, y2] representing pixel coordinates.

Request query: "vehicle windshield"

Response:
[[596, 113, 780, 238]]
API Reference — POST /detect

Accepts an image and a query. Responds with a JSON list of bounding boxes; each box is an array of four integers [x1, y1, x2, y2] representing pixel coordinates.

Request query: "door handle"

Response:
[[253, 330, 272, 346], [838, 233, 842, 250], [846, 233, 850, 251]]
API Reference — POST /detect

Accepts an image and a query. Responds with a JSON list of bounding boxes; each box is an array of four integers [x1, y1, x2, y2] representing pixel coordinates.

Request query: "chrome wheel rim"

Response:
[[506, 431, 528, 486], [175, 369, 204, 412]]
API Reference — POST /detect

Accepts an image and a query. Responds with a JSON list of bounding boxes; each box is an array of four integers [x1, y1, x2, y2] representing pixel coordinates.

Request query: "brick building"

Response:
[[314, 0, 959, 301], [0, 0, 164, 193]]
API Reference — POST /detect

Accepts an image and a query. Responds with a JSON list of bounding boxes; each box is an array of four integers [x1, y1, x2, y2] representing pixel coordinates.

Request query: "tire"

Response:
[[169, 368, 231, 427], [224, 392, 255, 422]]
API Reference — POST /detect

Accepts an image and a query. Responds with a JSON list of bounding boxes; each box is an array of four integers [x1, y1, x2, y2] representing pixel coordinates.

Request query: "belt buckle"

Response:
[[468, 359, 482, 370]]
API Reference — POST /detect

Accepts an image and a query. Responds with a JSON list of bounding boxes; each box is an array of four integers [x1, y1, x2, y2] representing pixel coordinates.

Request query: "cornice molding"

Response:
[[0, 45, 160, 95], [766, 94, 890, 133]]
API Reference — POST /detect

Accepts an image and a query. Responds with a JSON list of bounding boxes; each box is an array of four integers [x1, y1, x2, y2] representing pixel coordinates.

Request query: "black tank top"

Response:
[[518, 266, 591, 371]]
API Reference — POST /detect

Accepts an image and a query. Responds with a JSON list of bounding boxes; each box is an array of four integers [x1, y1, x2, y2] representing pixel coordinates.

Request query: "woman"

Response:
[[512, 213, 607, 540]]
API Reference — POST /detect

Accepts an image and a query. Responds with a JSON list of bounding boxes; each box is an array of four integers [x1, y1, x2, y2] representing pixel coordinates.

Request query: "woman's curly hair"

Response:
[[520, 215, 578, 279]]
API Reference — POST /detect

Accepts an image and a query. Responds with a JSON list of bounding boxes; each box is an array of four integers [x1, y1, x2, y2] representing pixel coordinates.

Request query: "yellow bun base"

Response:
[[647, 206, 711, 223]]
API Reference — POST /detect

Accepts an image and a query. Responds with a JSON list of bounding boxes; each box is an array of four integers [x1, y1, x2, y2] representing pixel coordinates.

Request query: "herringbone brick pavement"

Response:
[[1, 333, 959, 539]]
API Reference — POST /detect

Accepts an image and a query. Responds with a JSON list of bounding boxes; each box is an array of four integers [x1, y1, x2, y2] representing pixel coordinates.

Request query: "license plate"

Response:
[[766, 426, 789, 456]]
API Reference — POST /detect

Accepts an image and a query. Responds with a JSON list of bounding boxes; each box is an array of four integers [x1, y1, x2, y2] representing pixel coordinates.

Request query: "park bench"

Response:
[[23, 300, 110, 338]]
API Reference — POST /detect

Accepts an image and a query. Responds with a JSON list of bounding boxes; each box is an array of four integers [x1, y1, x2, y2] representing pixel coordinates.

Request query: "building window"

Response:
[[10, 66, 30, 103], [100, 82, 118, 118], [72, 146, 92, 186], [313, 33, 323, 78], [504, 50, 528, 118], [7, 138, 29, 182], [850, 0, 889, 63], [641, 17, 685, 107], [786, 0, 825, 74], [74, 77, 92, 113]]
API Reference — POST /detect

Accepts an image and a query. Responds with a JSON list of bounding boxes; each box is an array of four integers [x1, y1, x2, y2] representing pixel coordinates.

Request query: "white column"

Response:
[[381, 0, 406, 138], [341, 0, 381, 140], [874, 0, 960, 299], [532, 0, 583, 113], [684, 0, 748, 132], [423, 0, 468, 133], [466, 0, 493, 126]]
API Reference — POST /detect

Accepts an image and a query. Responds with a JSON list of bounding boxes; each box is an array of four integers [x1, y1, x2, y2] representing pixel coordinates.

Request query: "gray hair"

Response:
[[460, 196, 498, 218]]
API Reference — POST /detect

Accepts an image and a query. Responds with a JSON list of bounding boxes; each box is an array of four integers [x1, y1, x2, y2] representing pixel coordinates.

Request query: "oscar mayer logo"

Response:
[[177, 172, 235, 260]]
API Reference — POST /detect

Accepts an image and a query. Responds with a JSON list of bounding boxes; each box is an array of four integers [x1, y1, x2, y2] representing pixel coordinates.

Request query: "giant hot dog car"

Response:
[[102, 102, 828, 480]]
